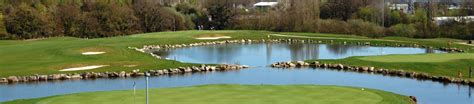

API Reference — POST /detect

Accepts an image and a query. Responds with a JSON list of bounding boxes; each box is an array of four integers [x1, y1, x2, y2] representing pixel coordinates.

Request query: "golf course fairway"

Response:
[[3, 85, 411, 104]]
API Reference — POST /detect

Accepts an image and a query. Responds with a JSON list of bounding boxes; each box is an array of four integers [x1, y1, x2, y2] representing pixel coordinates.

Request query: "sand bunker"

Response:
[[60, 65, 109, 72], [123, 65, 138, 67], [82, 52, 106, 55], [195, 36, 232, 40]]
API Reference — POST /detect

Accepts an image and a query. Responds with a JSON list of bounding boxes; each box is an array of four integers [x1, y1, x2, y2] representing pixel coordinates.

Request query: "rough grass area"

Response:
[[0, 30, 472, 77], [3, 85, 410, 104]]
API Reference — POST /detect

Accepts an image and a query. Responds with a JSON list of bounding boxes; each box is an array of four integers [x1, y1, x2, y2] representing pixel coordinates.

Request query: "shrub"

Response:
[[352, 7, 380, 24], [347, 19, 385, 38], [317, 19, 350, 34], [438, 20, 471, 39], [388, 24, 417, 38]]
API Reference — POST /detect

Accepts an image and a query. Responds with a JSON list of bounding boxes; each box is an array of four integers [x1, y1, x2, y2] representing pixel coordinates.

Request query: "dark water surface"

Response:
[[1, 43, 472, 104]]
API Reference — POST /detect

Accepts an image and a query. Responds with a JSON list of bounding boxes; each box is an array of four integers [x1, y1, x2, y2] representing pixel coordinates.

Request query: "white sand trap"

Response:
[[60, 65, 109, 72], [195, 36, 232, 40], [82, 52, 106, 55], [123, 65, 137, 67]]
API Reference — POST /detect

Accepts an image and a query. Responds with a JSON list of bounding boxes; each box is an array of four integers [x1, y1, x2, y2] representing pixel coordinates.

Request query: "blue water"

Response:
[[1, 43, 471, 104]]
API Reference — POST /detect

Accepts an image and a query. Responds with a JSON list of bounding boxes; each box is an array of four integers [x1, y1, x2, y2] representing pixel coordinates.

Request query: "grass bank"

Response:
[[313, 53, 474, 80], [0, 30, 472, 77], [3, 84, 411, 104], [0, 30, 270, 77]]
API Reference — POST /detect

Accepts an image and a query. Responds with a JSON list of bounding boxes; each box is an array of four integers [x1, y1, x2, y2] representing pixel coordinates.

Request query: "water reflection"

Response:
[[284, 43, 320, 61], [153, 43, 443, 66]]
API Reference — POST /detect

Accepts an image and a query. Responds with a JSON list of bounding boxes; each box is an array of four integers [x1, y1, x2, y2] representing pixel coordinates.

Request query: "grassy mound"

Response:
[[3, 85, 410, 104]]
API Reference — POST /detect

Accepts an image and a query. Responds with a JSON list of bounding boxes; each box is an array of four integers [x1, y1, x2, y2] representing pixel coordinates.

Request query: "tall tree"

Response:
[[204, 0, 236, 30], [320, 0, 375, 20], [4, 3, 54, 39], [56, 2, 82, 37]]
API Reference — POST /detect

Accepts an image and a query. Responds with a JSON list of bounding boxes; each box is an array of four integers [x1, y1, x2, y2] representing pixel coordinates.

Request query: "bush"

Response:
[[388, 24, 417, 38], [438, 20, 471, 39], [347, 19, 385, 38], [317, 19, 384, 38], [352, 7, 380, 23], [318, 19, 350, 34]]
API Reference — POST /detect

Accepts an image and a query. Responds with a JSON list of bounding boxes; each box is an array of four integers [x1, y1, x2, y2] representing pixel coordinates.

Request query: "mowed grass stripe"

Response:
[[3, 85, 410, 104]]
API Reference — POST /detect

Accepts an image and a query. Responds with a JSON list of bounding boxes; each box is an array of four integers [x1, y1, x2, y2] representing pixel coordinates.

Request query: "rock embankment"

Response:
[[134, 39, 465, 57], [271, 61, 474, 86], [0, 64, 248, 84]]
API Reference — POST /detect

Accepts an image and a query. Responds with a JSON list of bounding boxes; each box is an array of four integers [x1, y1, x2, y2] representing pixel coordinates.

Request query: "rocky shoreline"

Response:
[[135, 39, 465, 55], [0, 64, 248, 84], [271, 61, 474, 87]]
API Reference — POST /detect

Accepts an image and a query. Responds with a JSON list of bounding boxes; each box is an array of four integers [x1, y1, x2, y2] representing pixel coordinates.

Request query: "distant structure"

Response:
[[253, 2, 279, 9], [408, 0, 415, 14], [388, 0, 463, 14], [388, 0, 414, 14], [434, 16, 474, 25]]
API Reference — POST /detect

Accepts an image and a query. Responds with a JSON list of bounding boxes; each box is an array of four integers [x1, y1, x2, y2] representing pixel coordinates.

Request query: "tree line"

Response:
[[234, 0, 474, 39], [0, 0, 473, 40], [1, 0, 193, 39]]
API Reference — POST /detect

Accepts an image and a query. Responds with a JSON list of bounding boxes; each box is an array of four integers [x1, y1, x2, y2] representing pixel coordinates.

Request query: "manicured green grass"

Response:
[[3, 85, 411, 104], [0, 30, 271, 77], [0, 30, 472, 77], [314, 53, 474, 80], [358, 53, 474, 63]]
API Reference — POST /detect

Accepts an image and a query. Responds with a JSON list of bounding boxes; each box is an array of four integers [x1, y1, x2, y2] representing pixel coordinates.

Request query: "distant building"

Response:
[[434, 16, 474, 25], [388, 0, 463, 14], [388, 0, 415, 14], [389, 0, 463, 4], [253, 2, 279, 9], [389, 3, 411, 13]]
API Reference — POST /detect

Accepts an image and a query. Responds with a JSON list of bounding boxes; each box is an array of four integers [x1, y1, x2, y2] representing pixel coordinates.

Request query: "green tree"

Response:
[[134, 1, 187, 32], [207, 4, 234, 30], [352, 7, 380, 23], [56, 2, 82, 37], [4, 3, 54, 39], [388, 24, 417, 38], [320, 0, 376, 20], [386, 11, 403, 26]]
